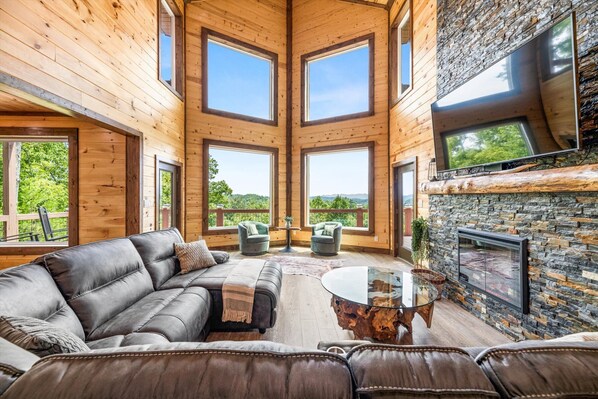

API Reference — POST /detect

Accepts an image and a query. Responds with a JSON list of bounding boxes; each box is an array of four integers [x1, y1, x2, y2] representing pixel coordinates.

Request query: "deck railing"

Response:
[[207, 207, 371, 228], [0, 212, 68, 242]]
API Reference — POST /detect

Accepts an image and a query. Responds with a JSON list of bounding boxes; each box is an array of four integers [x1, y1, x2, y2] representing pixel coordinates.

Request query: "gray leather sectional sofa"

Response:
[[0, 228, 282, 349]]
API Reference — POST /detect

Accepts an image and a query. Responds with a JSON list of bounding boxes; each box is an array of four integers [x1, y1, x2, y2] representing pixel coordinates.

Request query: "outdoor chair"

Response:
[[311, 222, 342, 256], [0, 232, 40, 243], [238, 221, 270, 255], [38, 206, 68, 242]]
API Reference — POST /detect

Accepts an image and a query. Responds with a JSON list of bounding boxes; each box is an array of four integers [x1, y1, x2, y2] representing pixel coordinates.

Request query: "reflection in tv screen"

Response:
[[432, 15, 579, 172]]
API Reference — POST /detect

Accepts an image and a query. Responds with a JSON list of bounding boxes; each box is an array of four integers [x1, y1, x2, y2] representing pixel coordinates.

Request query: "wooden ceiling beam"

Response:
[[339, 0, 388, 10]]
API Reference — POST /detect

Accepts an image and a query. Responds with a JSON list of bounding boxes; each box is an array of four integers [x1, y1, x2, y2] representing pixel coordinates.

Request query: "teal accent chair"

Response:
[[311, 222, 342, 256], [238, 221, 270, 256]]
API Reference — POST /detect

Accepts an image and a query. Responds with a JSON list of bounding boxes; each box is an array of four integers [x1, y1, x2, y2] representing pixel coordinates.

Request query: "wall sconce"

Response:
[[428, 158, 437, 181]]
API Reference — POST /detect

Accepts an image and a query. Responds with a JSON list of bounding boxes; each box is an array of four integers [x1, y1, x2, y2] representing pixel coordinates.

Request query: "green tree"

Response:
[[208, 155, 232, 208]]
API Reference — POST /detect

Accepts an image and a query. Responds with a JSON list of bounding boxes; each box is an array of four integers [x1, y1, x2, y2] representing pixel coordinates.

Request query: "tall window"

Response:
[[202, 29, 278, 125], [391, 1, 412, 101], [0, 130, 78, 248], [158, 0, 183, 96], [302, 35, 374, 126], [301, 143, 374, 234], [203, 140, 278, 233]]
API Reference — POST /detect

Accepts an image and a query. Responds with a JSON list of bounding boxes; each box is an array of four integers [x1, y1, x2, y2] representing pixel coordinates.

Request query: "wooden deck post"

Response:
[[216, 205, 224, 227]]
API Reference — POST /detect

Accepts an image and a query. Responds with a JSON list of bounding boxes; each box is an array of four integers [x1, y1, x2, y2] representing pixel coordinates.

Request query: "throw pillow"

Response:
[[210, 250, 230, 264], [174, 240, 217, 274], [0, 315, 89, 357], [322, 224, 336, 236], [246, 223, 259, 236]]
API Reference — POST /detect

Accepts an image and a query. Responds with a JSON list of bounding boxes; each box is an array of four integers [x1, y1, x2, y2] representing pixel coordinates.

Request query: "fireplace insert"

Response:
[[458, 228, 529, 313]]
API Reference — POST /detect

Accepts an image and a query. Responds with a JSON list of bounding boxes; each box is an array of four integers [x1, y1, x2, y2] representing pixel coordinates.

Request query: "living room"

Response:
[[0, 0, 596, 397]]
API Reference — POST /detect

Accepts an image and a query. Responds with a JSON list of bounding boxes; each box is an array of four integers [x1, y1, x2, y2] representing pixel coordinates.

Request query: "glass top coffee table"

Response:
[[321, 267, 439, 344]]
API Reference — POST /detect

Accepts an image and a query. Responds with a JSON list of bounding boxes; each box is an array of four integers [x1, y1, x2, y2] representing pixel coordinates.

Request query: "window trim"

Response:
[[300, 34, 375, 127], [157, 0, 184, 99], [202, 139, 279, 236], [300, 142, 375, 236], [0, 127, 79, 255], [390, 0, 413, 107], [201, 28, 279, 126], [155, 155, 182, 231]]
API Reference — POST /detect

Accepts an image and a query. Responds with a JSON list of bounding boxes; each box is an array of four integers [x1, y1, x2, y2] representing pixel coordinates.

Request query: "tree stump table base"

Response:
[[330, 295, 434, 344]]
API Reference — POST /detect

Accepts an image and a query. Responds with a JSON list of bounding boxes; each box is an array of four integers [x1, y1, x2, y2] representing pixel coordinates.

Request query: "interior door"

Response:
[[156, 159, 181, 230], [394, 159, 416, 262]]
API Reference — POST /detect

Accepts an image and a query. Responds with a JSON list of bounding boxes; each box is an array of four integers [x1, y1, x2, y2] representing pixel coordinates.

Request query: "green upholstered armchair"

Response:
[[238, 221, 270, 255], [311, 222, 342, 256]]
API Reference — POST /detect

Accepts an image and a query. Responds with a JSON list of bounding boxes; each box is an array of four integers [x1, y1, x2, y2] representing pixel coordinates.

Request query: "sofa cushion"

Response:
[[476, 341, 598, 398], [323, 225, 336, 236], [87, 287, 211, 342], [0, 316, 89, 357], [246, 234, 270, 244], [40, 238, 154, 338], [246, 223, 259, 236], [312, 235, 334, 244], [0, 264, 84, 340], [3, 341, 353, 399], [347, 344, 499, 398], [210, 250, 230, 264], [86, 332, 170, 350], [128, 228, 184, 289], [174, 240, 216, 274], [160, 261, 282, 330]]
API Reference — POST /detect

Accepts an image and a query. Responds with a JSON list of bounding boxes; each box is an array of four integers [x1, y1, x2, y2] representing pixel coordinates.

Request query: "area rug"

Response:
[[268, 255, 343, 279]]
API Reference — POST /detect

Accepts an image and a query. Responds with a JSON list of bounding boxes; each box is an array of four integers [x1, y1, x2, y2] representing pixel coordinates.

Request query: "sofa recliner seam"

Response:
[[69, 267, 147, 301], [356, 386, 499, 395]]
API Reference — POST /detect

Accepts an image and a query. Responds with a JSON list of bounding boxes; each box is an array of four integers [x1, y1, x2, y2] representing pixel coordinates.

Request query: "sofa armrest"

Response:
[[237, 224, 248, 241], [0, 338, 39, 396]]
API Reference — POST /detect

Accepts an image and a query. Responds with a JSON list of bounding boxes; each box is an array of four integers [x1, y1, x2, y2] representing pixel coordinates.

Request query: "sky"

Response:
[[307, 45, 370, 121], [210, 147, 272, 196], [159, 32, 173, 84], [307, 149, 368, 196]]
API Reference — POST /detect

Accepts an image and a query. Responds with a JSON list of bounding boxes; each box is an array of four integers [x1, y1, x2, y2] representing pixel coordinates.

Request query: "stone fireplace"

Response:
[[427, 1, 598, 341], [458, 228, 528, 314]]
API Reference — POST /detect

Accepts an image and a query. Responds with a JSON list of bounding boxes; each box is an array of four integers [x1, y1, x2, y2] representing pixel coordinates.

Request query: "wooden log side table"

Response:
[[321, 267, 438, 345], [276, 226, 301, 253]]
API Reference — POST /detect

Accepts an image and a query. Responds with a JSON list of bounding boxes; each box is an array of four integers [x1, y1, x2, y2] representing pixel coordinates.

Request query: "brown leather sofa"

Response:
[[1, 337, 596, 398], [0, 228, 283, 350]]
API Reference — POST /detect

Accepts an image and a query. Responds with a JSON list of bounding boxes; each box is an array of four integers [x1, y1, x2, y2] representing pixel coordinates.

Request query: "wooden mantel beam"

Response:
[[419, 164, 598, 195]]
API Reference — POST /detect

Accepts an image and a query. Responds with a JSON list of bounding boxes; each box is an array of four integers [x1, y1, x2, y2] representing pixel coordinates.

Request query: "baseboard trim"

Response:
[[208, 240, 390, 255]]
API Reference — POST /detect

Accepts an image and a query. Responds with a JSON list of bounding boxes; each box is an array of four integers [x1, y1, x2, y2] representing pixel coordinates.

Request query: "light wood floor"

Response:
[[207, 246, 512, 348]]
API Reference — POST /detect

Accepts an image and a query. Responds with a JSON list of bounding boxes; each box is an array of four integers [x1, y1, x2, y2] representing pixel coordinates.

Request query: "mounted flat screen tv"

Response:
[[431, 14, 580, 172]]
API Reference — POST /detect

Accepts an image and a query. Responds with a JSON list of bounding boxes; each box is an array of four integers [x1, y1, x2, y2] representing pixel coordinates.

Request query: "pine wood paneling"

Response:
[[389, 0, 437, 252], [0, 116, 126, 269], [185, 0, 288, 247], [292, 0, 390, 251], [0, 0, 186, 233]]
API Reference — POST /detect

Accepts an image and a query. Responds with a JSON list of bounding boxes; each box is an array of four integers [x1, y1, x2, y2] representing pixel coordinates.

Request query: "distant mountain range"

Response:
[[310, 194, 369, 205]]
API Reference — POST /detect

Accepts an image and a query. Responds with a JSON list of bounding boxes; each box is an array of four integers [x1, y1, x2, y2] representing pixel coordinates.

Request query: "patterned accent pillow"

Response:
[[0, 315, 89, 357], [246, 223, 259, 236], [322, 225, 336, 236], [174, 240, 217, 274], [210, 250, 230, 264]]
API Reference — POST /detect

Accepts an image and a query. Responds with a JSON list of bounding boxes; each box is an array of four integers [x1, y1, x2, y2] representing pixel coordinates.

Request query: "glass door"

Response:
[[156, 158, 181, 230], [394, 160, 416, 262]]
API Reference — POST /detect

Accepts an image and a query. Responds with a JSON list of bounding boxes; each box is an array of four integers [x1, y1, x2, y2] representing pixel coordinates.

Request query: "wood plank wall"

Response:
[[388, 0, 437, 235], [185, 0, 288, 246], [292, 0, 390, 251], [0, 116, 126, 269], [0, 0, 186, 233]]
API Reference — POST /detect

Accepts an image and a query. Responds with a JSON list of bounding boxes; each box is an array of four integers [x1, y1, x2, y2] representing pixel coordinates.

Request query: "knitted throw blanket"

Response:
[[221, 259, 265, 323]]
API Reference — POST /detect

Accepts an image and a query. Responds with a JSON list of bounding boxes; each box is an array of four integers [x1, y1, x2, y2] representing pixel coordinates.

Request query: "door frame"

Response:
[[392, 157, 417, 261], [155, 155, 182, 231]]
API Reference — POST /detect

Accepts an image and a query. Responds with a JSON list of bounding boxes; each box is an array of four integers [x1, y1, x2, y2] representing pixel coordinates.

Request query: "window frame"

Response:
[[202, 139, 279, 235], [201, 28, 279, 126], [390, 0, 413, 106], [300, 142, 375, 236], [300, 34, 375, 127], [157, 0, 184, 99], [155, 155, 182, 231], [0, 127, 79, 255]]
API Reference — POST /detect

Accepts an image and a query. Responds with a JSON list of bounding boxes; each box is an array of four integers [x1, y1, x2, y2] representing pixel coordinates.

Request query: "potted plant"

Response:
[[284, 216, 293, 228], [410, 216, 446, 299]]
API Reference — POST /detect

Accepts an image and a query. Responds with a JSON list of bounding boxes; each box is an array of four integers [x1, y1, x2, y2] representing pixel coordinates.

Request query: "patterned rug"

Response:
[[268, 255, 343, 279]]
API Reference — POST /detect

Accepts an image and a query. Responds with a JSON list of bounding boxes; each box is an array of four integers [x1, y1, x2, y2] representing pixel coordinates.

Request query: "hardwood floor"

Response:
[[207, 246, 512, 348]]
